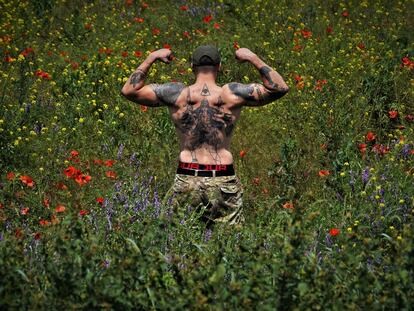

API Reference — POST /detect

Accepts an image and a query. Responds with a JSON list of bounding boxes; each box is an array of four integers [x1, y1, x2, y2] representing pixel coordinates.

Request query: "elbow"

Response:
[[278, 85, 290, 97], [280, 83, 290, 94], [120, 86, 133, 99]]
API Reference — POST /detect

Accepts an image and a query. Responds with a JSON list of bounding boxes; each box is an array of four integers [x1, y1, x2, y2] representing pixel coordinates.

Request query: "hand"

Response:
[[150, 48, 173, 63], [235, 48, 257, 63]]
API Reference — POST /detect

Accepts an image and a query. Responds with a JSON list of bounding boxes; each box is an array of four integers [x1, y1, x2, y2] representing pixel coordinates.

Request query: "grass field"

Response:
[[1, 0, 414, 309]]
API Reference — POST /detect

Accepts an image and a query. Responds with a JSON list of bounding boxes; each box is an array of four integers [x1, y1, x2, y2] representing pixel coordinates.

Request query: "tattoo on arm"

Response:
[[129, 69, 146, 88], [150, 82, 186, 106], [259, 66, 278, 89], [228, 83, 255, 101]]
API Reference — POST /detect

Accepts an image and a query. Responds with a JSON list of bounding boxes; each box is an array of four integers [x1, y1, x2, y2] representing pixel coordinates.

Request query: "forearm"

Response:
[[249, 55, 289, 92], [121, 54, 156, 95]]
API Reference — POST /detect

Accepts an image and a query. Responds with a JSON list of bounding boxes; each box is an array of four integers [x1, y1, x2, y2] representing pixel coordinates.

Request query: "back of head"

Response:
[[191, 45, 221, 74]]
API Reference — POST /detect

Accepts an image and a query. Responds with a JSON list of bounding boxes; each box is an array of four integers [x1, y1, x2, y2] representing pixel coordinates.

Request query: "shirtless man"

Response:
[[121, 45, 289, 225]]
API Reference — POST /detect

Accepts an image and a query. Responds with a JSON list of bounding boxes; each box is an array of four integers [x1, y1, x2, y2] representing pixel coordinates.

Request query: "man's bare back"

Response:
[[162, 82, 240, 164], [121, 46, 289, 165]]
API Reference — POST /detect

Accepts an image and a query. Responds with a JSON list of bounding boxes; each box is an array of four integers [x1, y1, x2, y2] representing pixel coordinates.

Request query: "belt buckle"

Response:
[[194, 169, 199, 177], [212, 170, 216, 178]]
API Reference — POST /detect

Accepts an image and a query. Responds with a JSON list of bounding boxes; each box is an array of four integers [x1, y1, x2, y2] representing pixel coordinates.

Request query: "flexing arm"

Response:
[[121, 48, 185, 106], [228, 48, 289, 106]]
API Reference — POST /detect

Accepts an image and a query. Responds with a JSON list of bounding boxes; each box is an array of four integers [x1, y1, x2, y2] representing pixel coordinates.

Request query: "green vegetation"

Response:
[[1, 0, 413, 309]]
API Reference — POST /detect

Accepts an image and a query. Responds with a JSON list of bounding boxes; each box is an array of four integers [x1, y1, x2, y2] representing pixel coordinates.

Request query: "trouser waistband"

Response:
[[177, 161, 235, 177]]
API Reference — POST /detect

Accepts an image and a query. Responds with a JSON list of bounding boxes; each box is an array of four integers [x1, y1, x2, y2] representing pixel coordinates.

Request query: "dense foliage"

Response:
[[1, 0, 413, 309]]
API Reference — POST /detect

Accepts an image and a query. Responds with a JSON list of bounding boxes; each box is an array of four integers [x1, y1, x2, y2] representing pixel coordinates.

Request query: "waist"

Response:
[[177, 161, 235, 177]]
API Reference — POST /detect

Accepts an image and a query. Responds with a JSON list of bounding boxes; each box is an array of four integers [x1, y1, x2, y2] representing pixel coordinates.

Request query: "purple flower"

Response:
[[117, 143, 124, 160], [204, 228, 212, 242], [362, 168, 369, 186]]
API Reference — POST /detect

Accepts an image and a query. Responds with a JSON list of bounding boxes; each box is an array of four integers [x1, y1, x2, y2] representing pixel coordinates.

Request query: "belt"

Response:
[[177, 162, 235, 177]]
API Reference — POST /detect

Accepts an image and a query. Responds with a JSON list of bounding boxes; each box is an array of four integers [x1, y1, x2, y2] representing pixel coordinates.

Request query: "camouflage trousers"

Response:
[[166, 174, 244, 225]]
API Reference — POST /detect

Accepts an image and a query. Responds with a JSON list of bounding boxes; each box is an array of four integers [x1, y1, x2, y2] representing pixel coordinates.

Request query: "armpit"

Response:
[[150, 82, 186, 106]]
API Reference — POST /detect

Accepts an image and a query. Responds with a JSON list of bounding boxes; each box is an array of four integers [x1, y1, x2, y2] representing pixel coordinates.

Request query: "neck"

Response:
[[195, 72, 217, 85]]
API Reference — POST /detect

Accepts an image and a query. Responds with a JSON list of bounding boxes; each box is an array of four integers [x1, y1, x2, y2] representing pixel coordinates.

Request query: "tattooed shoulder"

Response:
[[228, 83, 255, 101], [150, 82, 186, 106]]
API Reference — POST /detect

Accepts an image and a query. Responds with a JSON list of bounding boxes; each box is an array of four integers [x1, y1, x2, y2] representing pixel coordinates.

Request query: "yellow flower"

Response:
[[79, 118, 85, 123]]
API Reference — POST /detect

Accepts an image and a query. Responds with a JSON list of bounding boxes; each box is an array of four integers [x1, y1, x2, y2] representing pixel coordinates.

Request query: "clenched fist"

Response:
[[235, 48, 257, 63], [150, 48, 173, 63]]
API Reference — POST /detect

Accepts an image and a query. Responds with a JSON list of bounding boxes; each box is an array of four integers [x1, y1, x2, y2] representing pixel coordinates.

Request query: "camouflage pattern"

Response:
[[167, 174, 244, 225]]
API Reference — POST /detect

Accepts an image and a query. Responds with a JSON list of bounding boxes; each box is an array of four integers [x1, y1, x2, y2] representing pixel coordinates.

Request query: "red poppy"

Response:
[[20, 47, 34, 57], [121, 51, 129, 57], [341, 10, 349, 17], [133, 17, 144, 23], [15, 228, 23, 238], [252, 177, 260, 186], [84, 23, 92, 30], [372, 144, 390, 155], [134, 50, 143, 57], [401, 57, 414, 70], [152, 28, 160, 36], [183, 31, 190, 39], [64, 166, 77, 178], [4, 55, 14, 62], [282, 202, 294, 209], [70, 150, 79, 157], [7, 171, 15, 180], [140, 105, 148, 112], [20, 175, 35, 187], [293, 45, 302, 51], [239, 150, 246, 158], [35, 70, 51, 80], [96, 197, 104, 205], [43, 197, 50, 208], [106, 171, 117, 179], [406, 114, 413, 121], [203, 15, 213, 23], [180, 5, 188, 11], [326, 26, 333, 34], [93, 159, 103, 165], [388, 110, 398, 119], [358, 143, 367, 154], [213, 22, 220, 29], [39, 219, 50, 226], [125, 0, 133, 5], [233, 41, 240, 49], [56, 182, 68, 190], [51, 215, 60, 224], [163, 43, 171, 49], [318, 170, 330, 177], [21, 207, 29, 215], [366, 131, 376, 142], [79, 210, 89, 216], [357, 42, 365, 50], [55, 204, 66, 213], [141, 2, 148, 9], [34, 232, 41, 240], [301, 29, 312, 39], [104, 160, 116, 167], [329, 228, 340, 236], [75, 174, 91, 186]]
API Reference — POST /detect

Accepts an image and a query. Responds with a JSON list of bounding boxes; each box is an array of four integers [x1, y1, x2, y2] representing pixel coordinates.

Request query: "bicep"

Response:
[[122, 82, 186, 107], [122, 84, 162, 107], [227, 82, 287, 107]]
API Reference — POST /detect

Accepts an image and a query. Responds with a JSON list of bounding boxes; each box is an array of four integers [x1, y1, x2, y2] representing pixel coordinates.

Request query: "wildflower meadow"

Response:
[[1, 0, 414, 309]]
